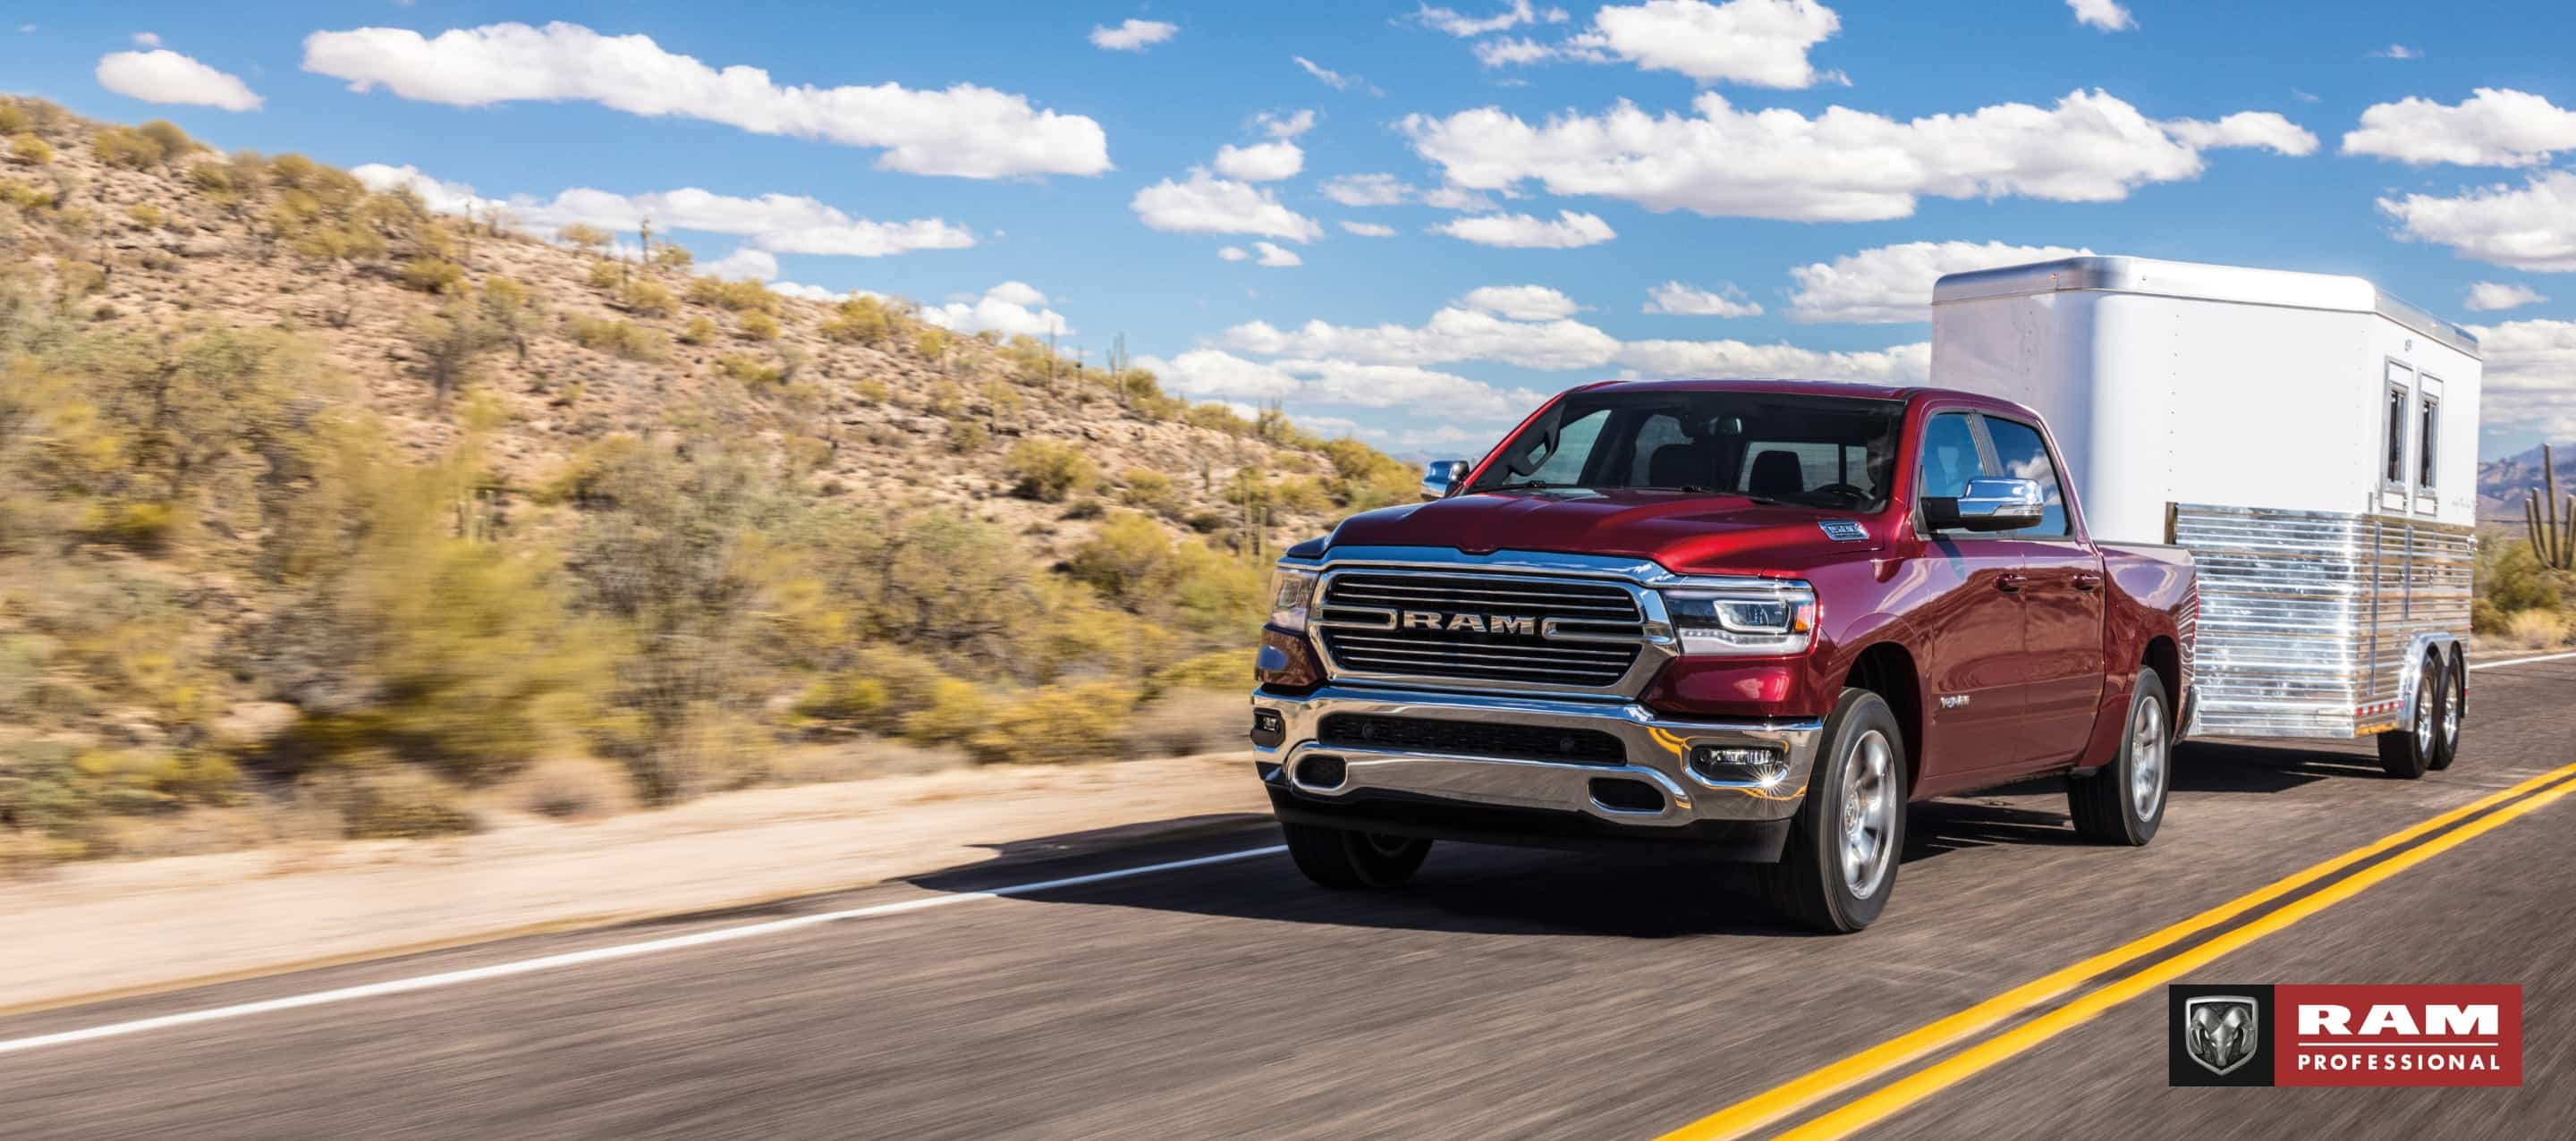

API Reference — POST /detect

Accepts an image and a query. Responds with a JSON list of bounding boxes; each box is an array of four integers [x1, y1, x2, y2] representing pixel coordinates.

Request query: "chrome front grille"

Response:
[[1312, 570, 1648, 689]]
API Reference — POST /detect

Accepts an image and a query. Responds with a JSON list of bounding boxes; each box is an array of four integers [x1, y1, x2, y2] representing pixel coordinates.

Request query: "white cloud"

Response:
[[351, 164, 976, 258], [1420, 185, 1499, 211], [131, 31, 161, 47], [1404, 89, 2308, 222], [2370, 44, 2422, 60], [919, 282, 1072, 338], [1137, 349, 1304, 400], [1644, 281, 1762, 317], [1340, 220, 1400, 237], [1473, 37, 1558, 68], [1615, 338, 1930, 385], [2378, 170, 2576, 272], [2342, 89, 2576, 167], [768, 282, 846, 302], [1258, 109, 1318, 139], [1221, 241, 1302, 266], [1131, 169, 1324, 241], [1223, 307, 1622, 370], [2470, 319, 2576, 437], [701, 248, 779, 281], [1458, 284, 1581, 320], [1787, 241, 2093, 323], [1320, 173, 1413, 207], [1570, 0, 1844, 89], [1089, 19, 1178, 52], [1214, 139, 1304, 182], [2465, 283, 2547, 312], [1293, 55, 1378, 95], [94, 48, 262, 111], [303, 21, 1109, 178], [1433, 209, 1615, 248], [2065, 0, 2134, 31], [1411, 1, 1568, 36], [2162, 112, 2318, 156]]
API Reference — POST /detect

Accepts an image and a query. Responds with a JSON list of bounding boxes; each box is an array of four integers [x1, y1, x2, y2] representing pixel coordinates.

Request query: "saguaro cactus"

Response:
[[2528, 444, 2576, 570]]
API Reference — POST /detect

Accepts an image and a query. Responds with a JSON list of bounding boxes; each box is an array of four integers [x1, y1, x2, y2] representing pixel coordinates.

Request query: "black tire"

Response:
[[1282, 822, 1430, 889], [2375, 655, 2439, 780], [2068, 667, 2170, 846], [2430, 647, 2464, 772], [1757, 689, 1905, 934]]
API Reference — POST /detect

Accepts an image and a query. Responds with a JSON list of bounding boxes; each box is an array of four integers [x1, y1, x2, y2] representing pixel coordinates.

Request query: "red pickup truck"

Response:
[[1250, 380, 2197, 932]]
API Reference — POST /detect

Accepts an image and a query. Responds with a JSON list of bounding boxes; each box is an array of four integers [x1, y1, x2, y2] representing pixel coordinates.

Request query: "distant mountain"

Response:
[[2479, 444, 2576, 522]]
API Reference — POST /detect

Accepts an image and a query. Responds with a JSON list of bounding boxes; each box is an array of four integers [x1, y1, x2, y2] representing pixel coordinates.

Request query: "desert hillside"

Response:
[[0, 98, 1418, 863]]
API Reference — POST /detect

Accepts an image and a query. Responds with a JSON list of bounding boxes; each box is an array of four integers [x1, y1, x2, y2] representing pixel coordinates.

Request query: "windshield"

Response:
[[1467, 390, 1905, 510]]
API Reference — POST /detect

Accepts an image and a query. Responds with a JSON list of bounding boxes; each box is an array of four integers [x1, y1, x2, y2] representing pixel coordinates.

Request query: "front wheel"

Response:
[[2069, 667, 2170, 845], [1282, 822, 1430, 889], [1757, 688, 1905, 934]]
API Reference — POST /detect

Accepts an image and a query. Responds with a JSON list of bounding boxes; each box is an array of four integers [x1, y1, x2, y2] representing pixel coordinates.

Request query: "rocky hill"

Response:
[[0, 98, 1415, 862], [2479, 444, 2576, 523]]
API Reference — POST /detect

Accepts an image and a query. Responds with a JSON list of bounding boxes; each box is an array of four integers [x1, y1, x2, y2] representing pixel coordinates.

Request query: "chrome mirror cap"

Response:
[[1420, 459, 1471, 501], [1955, 476, 2046, 528], [1924, 476, 2045, 532]]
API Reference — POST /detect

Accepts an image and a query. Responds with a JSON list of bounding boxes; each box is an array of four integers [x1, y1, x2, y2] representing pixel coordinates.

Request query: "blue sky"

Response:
[[5, 1, 2573, 459]]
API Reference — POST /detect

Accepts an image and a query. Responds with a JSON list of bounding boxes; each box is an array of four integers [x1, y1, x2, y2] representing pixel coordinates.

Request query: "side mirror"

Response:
[[1922, 476, 2045, 533], [1420, 459, 1470, 501]]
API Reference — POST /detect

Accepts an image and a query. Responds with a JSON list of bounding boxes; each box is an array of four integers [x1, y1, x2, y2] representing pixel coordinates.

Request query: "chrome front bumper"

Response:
[[1251, 685, 1824, 828]]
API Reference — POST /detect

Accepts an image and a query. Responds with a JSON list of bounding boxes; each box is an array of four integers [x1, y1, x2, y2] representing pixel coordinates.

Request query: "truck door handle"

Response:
[[1996, 572, 2028, 593], [2072, 572, 2104, 591]]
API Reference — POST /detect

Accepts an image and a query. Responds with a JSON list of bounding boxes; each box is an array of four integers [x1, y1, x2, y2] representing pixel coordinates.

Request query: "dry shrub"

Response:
[[2506, 608, 2571, 649], [298, 765, 479, 839], [1119, 689, 1248, 757], [510, 756, 636, 819]]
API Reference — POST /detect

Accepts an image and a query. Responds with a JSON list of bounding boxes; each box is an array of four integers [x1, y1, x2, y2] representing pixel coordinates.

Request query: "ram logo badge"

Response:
[[1399, 611, 1537, 635]]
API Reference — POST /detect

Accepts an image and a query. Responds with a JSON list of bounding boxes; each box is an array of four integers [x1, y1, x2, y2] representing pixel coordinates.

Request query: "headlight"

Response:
[[1661, 582, 1817, 655], [1267, 566, 1319, 631]]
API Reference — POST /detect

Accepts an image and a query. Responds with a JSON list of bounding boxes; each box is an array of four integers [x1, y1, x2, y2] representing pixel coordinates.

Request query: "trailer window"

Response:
[[2417, 392, 2439, 490], [1981, 418, 2072, 537], [2383, 370, 2411, 491]]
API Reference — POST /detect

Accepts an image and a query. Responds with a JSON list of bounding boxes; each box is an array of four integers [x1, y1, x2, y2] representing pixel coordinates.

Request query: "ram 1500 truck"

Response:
[[1249, 380, 2198, 932]]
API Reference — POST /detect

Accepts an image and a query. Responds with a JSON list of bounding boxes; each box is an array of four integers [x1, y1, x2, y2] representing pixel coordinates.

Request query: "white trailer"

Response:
[[1929, 256, 2478, 773]]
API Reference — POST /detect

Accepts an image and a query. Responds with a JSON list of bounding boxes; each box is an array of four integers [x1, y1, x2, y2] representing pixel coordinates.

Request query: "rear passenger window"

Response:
[[1916, 412, 1984, 500], [1982, 418, 2072, 537]]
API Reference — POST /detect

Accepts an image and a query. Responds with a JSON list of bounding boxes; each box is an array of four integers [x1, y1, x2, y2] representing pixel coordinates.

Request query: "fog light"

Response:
[[1250, 708, 1285, 748], [1689, 744, 1789, 787]]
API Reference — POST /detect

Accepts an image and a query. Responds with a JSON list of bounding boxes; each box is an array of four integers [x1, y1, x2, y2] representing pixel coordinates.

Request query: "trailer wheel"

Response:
[[2069, 666, 2169, 846], [2430, 647, 2464, 771], [1282, 822, 1430, 889], [1757, 689, 1905, 934], [2375, 656, 2440, 780]]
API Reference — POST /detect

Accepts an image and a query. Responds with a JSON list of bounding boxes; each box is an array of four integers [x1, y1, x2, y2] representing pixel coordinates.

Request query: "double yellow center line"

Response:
[[1658, 761, 2576, 1141]]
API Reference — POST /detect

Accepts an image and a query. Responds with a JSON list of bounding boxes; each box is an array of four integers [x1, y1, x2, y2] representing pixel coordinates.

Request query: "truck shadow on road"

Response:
[[2172, 739, 2393, 791]]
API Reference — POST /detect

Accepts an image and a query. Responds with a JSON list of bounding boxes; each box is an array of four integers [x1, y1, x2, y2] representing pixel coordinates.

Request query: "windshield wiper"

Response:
[[1487, 480, 1586, 491], [1635, 485, 1778, 503]]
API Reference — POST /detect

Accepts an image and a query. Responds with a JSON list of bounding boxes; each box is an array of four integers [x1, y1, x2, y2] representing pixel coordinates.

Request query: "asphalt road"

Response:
[[4, 654, 2572, 1140]]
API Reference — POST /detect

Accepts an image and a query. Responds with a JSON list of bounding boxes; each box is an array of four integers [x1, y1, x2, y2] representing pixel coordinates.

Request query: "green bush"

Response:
[[739, 311, 780, 341], [715, 352, 783, 386], [399, 258, 469, 295], [967, 681, 1137, 765], [1004, 438, 1097, 502], [567, 315, 670, 360], [91, 125, 164, 169], [558, 223, 614, 253], [619, 278, 676, 317], [678, 315, 718, 345], [9, 133, 50, 166]]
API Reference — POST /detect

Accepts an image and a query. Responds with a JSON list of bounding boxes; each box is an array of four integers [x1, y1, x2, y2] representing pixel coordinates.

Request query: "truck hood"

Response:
[[1323, 489, 1887, 575]]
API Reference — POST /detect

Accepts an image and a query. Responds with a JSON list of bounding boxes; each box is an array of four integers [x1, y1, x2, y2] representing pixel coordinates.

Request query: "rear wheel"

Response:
[[1757, 689, 1904, 934], [2430, 647, 2464, 771], [1282, 822, 1430, 889], [2375, 655, 2440, 780], [2070, 667, 2170, 845]]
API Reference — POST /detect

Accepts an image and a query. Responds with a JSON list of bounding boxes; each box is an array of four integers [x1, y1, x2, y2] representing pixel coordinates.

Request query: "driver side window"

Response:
[[1916, 411, 1985, 500]]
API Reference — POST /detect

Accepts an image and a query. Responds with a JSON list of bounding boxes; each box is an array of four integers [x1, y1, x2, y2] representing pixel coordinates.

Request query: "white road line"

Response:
[[0, 843, 1288, 1057], [2470, 649, 2576, 672]]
